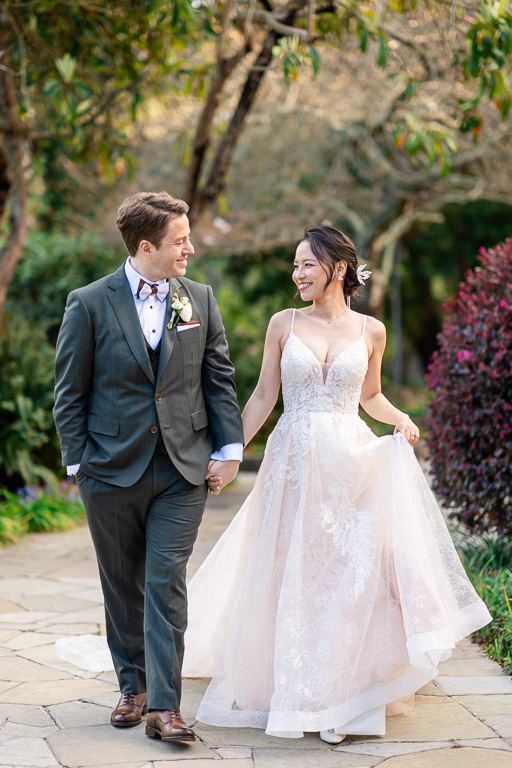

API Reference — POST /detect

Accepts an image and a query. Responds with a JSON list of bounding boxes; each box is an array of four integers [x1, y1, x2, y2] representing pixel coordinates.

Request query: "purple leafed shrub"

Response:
[[425, 238, 512, 534]]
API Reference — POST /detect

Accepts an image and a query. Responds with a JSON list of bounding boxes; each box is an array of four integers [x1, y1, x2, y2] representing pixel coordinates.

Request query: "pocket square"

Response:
[[177, 322, 201, 332]]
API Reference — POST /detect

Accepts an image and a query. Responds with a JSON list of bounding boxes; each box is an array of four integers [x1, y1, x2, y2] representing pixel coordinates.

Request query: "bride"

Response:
[[183, 224, 491, 743]]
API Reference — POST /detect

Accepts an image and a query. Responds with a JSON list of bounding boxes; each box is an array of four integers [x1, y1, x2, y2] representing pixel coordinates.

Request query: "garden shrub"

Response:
[[425, 238, 512, 534], [0, 230, 123, 489], [0, 317, 58, 489], [456, 527, 512, 674], [7, 230, 122, 344], [0, 486, 84, 545]]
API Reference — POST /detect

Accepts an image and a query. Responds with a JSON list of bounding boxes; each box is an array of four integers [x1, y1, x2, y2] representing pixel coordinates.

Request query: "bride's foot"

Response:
[[319, 729, 346, 745]]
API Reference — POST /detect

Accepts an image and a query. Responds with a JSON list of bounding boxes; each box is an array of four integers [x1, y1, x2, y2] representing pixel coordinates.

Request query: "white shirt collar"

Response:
[[124, 257, 168, 298]]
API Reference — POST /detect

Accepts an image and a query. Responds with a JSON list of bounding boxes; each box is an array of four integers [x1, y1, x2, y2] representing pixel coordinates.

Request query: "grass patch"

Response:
[[455, 526, 512, 674], [0, 485, 85, 545]]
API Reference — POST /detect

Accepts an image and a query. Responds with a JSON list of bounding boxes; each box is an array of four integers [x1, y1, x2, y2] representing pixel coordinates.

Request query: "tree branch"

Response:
[[217, 0, 236, 60], [195, 28, 281, 221], [185, 42, 253, 218], [307, 0, 315, 41], [237, 8, 310, 40], [381, 25, 436, 81]]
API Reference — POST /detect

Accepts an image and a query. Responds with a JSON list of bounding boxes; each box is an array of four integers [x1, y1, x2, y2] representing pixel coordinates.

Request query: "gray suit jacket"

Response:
[[53, 264, 243, 487]]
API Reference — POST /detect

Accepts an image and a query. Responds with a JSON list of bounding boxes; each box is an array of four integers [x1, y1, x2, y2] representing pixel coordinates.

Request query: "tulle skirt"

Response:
[[183, 411, 491, 738]]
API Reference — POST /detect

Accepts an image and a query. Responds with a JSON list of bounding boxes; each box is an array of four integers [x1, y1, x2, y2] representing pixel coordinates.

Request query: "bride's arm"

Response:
[[241, 311, 288, 447], [359, 317, 420, 445]]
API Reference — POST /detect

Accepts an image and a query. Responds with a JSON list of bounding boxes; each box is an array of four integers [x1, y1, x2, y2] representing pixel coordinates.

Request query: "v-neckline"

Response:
[[287, 330, 366, 385]]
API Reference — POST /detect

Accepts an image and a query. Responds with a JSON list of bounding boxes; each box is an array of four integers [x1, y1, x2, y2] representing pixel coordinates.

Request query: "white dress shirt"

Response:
[[67, 260, 242, 474], [125, 258, 168, 348]]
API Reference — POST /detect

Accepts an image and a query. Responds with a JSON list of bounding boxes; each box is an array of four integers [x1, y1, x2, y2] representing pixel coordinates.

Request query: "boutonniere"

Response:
[[167, 290, 193, 329]]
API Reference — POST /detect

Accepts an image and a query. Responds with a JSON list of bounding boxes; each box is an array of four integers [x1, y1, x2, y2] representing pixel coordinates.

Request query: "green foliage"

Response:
[[0, 487, 84, 545], [385, 1, 512, 166], [0, 317, 58, 490], [3, 0, 213, 182], [272, 37, 321, 83], [463, 0, 512, 118], [0, 230, 124, 488], [7, 230, 123, 345], [469, 569, 512, 674], [401, 199, 512, 369], [392, 113, 459, 177], [457, 528, 512, 674], [356, 19, 388, 67], [456, 527, 512, 573], [0, 505, 27, 545]]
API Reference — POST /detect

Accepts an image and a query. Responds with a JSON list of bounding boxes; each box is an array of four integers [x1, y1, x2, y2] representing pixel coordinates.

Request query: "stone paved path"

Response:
[[1, 472, 512, 767]]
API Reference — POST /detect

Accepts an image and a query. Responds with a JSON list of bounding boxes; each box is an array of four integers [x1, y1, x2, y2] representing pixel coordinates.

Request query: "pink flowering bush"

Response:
[[425, 238, 512, 534]]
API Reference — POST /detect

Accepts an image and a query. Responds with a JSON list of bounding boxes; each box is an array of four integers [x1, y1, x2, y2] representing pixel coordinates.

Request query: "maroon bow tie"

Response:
[[136, 279, 169, 302]]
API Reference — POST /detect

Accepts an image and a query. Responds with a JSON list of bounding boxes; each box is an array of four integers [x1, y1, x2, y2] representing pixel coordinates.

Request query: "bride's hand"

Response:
[[394, 417, 420, 446]]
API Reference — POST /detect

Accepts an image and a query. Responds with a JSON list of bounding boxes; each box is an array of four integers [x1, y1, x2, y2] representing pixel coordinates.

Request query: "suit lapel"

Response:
[[107, 265, 155, 384], [156, 277, 180, 385]]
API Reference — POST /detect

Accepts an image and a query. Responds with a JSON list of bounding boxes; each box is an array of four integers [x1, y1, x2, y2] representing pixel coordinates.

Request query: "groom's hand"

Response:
[[206, 460, 240, 495]]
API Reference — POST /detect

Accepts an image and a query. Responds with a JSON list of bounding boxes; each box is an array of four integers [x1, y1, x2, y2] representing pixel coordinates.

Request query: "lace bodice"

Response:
[[281, 312, 368, 416]]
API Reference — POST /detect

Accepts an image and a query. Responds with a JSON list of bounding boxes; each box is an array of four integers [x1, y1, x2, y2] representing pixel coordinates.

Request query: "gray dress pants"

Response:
[[77, 446, 208, 710]]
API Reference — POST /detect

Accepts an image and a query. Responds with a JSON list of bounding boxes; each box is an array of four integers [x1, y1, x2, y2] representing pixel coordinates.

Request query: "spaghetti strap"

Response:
[[290, 308, 296, 332], [361, 314, 368, 336]]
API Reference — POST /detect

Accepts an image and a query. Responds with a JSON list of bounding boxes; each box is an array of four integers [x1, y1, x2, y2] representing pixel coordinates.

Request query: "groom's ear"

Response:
[[138, 239, 153, 255]]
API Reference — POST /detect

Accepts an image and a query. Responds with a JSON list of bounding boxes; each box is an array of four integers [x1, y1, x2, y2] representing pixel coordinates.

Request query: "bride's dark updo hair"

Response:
[[296, 224, 361, 300]]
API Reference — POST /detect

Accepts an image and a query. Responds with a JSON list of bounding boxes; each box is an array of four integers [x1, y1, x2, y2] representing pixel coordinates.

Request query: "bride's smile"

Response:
[[292, 241, 337, 300]]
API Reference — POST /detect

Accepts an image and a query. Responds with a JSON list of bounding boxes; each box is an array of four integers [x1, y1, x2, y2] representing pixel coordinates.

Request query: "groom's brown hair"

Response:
[[116, 191, 189, 256]]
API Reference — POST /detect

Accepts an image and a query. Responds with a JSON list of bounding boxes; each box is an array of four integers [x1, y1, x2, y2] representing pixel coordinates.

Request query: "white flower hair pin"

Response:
[[167, 290, 193, 329], [356, 264, 372, 285]]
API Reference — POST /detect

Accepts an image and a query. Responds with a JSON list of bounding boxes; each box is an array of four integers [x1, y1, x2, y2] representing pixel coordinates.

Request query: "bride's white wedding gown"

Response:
[[182, 310, 491, 738]]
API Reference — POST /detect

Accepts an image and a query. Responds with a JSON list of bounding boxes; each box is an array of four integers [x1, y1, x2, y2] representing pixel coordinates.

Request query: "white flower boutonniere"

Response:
[[167, 291, 193, 329]]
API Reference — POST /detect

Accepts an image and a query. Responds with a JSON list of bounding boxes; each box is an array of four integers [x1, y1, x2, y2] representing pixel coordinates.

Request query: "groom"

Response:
[[53, 191, 243, 742]]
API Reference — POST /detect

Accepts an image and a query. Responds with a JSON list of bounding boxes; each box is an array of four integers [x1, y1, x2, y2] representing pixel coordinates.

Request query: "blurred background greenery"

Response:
[[0, 1, 511, 484]]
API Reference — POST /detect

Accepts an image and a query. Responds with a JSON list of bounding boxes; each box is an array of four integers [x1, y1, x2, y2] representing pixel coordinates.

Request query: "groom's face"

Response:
[[148, 214, 195, 280]]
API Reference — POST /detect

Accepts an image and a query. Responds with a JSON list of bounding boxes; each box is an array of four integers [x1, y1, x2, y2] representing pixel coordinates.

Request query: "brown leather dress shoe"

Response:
[[145, 710, 196, 742], [110, 693, 147, 727]]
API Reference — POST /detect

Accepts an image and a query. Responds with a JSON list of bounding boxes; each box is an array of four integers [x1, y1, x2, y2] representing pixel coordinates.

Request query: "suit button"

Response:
[[156, 394, 162, 401], [151, 426, 158, 434]]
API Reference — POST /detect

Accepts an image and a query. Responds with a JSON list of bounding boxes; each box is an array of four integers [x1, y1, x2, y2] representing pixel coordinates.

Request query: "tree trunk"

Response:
[[185, 0, 305, 228], [192, 28, 280, 225], [185, 47, 251, 222], [0, 146, 11, 216], [0, 25, 29, 330]]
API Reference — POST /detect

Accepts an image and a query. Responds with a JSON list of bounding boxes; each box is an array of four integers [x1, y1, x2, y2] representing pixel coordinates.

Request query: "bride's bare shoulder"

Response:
[[364, 315, 386, 345], [266, 309, 297, 350], [267, 308, 295, 333]]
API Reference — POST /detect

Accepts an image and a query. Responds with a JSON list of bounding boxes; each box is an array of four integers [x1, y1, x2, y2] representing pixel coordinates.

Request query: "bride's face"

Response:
[[293, 241, 331, 301]]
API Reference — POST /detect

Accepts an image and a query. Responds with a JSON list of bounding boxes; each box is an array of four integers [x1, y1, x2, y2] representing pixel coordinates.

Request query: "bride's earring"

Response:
[[337, 271, 344, 281]]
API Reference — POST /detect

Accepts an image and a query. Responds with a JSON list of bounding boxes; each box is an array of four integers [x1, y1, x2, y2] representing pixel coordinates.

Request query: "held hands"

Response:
[[206, 460, 240, 495], [393, 416, 420, 446]]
